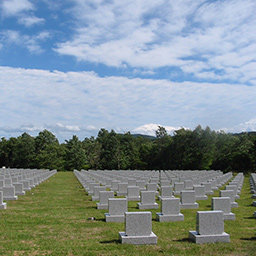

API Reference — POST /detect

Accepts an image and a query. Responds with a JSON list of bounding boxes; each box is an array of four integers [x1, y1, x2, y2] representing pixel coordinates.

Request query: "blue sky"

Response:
[[1, 0, 256, 141]]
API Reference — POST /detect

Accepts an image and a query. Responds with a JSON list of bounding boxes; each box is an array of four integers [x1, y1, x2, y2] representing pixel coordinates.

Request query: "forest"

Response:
[[0, 125, 256, 173]]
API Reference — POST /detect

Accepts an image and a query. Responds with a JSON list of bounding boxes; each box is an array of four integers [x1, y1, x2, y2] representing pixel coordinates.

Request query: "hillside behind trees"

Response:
[[0, 126, 256, 173]]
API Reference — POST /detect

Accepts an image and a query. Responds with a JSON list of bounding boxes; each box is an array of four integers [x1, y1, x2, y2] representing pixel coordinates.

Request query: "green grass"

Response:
[[0, 172, 255, 256]]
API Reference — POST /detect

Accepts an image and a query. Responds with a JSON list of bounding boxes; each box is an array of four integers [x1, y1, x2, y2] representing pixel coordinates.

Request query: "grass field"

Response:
[[0, 172, 255, 256]]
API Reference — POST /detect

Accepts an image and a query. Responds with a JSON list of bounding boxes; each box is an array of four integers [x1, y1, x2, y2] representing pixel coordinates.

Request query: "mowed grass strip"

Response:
[[0, 172, 255, 256]]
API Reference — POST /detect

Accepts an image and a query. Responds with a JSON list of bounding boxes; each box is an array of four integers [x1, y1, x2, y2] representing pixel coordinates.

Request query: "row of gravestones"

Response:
[[74, 169, 245, 244], [250, 173, 256, 218], [0, 168, 57, 209]]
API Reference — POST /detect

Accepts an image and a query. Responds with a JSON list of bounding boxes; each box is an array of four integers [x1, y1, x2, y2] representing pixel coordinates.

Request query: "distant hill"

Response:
[[131, 134, 156, 140], [233, 131, 256, 137]]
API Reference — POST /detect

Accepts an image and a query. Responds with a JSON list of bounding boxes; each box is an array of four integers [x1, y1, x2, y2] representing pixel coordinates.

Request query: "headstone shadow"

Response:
[[240, 237, 256, 241], [243, 216, 255, 219], [100, 239, 121, 244], [174, 237, 190, 243]]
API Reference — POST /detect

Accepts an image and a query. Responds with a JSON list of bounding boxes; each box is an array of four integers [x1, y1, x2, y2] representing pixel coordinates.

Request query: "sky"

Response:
[[0, 0, 256, 142]]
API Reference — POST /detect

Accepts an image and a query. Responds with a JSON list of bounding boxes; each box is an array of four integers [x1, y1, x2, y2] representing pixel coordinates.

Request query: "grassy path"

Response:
[[0, 172, 255, 256]]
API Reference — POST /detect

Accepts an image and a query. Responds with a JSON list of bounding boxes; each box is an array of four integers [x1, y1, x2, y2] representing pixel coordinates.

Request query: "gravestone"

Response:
[[189, 211, 230, 244], [220, 190, 238, 208], [2, 179, 18, 201], [92, 186, 105, 201], [193, 185, 208, 200], [225, 184, 240, 199], [12, 179, 25, 196], [156, 198, 184, 222], [105, 179, 112, 189], [201, 182, 214, 195], [210, 179, 218, 190], [110, 180, 119, 192], [117, 183, 128, 196], [184, 180, 193, 190], [97, 191, 114, 210], [88, 183, 98, 196], [126, 186, 140, 201], [158, 186, 173, 200], [20, 177, 31, 191], [160, 180, 170, 187], [119, 212, 157, 245], [0, 191, 7, 209], [128, 179, 137, 186], [174, 182, 185, 195], [146, 183, 158, 195], [136, 180, 146, 191], [137, 191, 158, 209], [0, 180, 5, 189], [212, 197, 235, 220], [105, 198, 127, 222], [180, 190, 199, 209]]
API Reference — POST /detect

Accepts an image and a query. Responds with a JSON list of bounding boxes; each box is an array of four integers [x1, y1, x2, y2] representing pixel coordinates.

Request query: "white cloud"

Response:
[[133, 124, 182, 136], [0, 122, 99, 140], [0, 66, 256, 141], [223, 118, 256, 133], [0, 0, 45, 30], [0, 0, 33, 17], [18, 15, 45, 27], [0, 30, 50, 54], [0, 124, 43, 134], [53, 0, 256, 84]]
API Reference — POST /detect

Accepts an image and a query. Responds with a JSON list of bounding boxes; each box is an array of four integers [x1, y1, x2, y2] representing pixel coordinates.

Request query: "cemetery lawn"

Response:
[[0, 172, 255, 256]]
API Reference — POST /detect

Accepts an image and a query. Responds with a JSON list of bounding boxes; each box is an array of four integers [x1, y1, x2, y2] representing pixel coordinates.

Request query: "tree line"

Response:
[[0, 125, 255, 173]]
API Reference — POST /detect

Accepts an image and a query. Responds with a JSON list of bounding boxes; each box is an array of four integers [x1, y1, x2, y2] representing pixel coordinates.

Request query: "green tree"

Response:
[[35, 130, 59, 153], [34, 130, 65, 170], [12, 133, 35, 168], [211, 132, 244, 172], [65, 135, 86, 171], [171, 128, 194, 169], [152, 126, 173, 169], [0, 137, 17, 167], [82, 136, 101, 169], [96, 129, 120, 169]]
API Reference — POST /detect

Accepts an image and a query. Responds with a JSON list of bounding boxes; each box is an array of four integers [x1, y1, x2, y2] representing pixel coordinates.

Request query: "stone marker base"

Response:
[[92, 196, 99, 201], [235, 195, 240, 199], [251, 194, 256, 199], [97, 203, 108, 210], [156, 213, 184, 222], [252, 201, 256, 207], [254, 211, 256, 218], [205, 191, 214, 195], [223, 213, 235, 221], [105, 213, 124, 222], [137, 203, 158, 210], [0, 203, 7, 209], [116, 192, 127, 196], [173, 192, 181, 196], [195, 196, 208, 200], [189, 231, 230, 244], [158, 196, 174, 200], [15, 191, 26, 196], [231, 202, 238, 208], [4, 196, 18, 201], [180, 203, 199, 209], [126, 197, 140, 201], [119, 232, 157, 245]]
